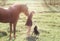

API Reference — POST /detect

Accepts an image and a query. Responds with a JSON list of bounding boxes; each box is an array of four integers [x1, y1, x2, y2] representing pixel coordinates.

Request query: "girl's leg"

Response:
[[27, 26, 31, 37]]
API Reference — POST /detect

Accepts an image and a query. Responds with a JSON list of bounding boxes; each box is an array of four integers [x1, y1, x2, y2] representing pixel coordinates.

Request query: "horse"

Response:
[[0, 4, 29, 39]]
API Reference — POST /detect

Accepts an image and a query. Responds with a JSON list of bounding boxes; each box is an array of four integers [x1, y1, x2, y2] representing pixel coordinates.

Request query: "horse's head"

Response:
[[20, 4, 29, 16]]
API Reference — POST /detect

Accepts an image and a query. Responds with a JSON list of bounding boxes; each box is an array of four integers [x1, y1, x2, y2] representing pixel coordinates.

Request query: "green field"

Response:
[[0, 13, 60, 41], [0, 0, 60, 41]]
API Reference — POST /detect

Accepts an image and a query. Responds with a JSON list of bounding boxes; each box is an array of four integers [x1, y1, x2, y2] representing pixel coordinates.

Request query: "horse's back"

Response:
[[0, 7, 11, 23], [0, 7, 9, 14]]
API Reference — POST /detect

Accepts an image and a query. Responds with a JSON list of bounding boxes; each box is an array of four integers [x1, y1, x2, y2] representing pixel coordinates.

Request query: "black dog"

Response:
[[32, 26, 39, 36]]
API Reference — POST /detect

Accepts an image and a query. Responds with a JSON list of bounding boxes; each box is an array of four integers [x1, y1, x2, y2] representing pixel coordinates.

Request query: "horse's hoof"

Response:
[[14, 36, 16, 39], [9, 38, 12, 40]]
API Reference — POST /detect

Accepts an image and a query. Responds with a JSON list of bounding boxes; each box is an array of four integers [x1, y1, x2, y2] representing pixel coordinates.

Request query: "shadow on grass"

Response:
[[7, 38, 15, 41], [0, 31, 7, 38], [26, 36, 38, 41]]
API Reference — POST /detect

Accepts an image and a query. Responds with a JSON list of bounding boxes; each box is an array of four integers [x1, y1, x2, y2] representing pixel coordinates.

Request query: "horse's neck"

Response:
[[8, 6, 21, 14]]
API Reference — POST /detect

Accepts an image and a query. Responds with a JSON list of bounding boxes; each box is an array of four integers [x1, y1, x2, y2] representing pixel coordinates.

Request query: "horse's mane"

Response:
[[11, 3, 27, 7]]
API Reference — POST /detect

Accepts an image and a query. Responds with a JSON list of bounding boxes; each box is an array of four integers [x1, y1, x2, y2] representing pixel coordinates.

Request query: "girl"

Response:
[[25, 11, 35, 37]]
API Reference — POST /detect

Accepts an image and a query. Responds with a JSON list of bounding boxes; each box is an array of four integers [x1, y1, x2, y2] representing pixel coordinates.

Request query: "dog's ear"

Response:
[[34, 25, 37, 29]]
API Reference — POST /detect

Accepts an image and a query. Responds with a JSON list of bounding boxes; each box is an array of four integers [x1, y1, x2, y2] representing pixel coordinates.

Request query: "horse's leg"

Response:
[[13, 22, 17, 39], [10, 23, 12, 39]]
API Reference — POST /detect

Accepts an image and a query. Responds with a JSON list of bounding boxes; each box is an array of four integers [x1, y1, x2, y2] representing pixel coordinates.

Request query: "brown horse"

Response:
[[0, 4, 29, 39]]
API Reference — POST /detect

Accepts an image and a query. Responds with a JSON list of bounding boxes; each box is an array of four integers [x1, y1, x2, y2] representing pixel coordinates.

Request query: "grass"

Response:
[[0, 13, 60, 41], [0, 0, 60, 41]]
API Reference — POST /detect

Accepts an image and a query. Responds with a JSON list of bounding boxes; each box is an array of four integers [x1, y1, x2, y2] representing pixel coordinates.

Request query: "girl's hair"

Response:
[[28, 11, 35, 19], [30, 11, 35, 14]]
